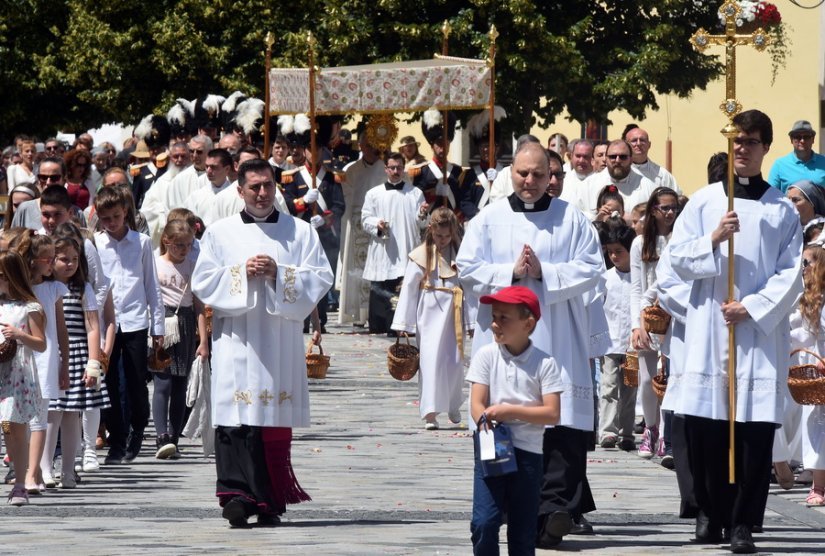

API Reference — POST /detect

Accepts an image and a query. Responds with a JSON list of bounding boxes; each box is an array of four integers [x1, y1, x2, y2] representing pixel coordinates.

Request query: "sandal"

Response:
[[805, 487, 825, 506]]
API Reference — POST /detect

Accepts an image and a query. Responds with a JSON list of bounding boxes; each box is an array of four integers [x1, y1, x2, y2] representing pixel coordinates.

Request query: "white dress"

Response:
[[192, 212, 333, 428], [337, 159, 386, 324], [665, 180, 803, 423], [788, 309, 825, 469], [457, 196, 605, 431], [392, 244, 467, 418], [32, 281, 70, 401]]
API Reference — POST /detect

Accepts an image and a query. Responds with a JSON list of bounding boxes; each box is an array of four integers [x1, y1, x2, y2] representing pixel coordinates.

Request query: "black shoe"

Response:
[[634, 418, 645, 435], [3, 466, 15, 484], [730, 524, 756, 554], [751, 525, 763, 534], [618, 438, 636, 451], [104, 449, 125, 465], [386, 330, 398, 338], [694, 513, 722, 544], [536, 511, 572, 548], [570, 515, 594, 535], [660, 447, 675, 470], [123, 431, 144, 463], [257, 513, 281, 527], [222, 498, 251, 528]]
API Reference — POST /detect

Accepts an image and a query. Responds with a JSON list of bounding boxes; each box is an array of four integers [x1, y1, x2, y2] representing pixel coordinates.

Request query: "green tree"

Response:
[[0, 1, 723, 142]]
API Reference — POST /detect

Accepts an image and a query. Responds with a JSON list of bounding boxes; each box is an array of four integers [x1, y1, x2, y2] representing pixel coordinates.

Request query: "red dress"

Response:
[[66, 181, 90, 210]]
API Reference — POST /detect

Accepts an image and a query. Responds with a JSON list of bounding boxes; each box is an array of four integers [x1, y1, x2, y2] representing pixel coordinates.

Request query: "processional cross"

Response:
[[689, 0, 770, 484]]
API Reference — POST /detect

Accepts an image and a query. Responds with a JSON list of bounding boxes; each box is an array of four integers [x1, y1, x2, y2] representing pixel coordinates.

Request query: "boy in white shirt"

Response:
[[598, 225, 637, 451], [94, 187, 165, 464], [467, 286, 563, 554]]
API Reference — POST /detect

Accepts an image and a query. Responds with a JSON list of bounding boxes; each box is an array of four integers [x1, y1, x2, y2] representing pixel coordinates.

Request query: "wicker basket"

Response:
[[642, 304, 672, 335], [387, 333, 419, 381], [148, 344, 172, 372], [788, 349, 825, 405], [306, 340, 330, 379], [622, 351, 639, 387], [0, 336, 17, 363], [652, 370, 668, 400]]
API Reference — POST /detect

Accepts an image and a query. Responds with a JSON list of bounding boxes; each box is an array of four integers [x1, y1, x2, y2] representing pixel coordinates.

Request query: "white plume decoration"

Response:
[[294, 114, 311, 134], [277, 115, 294, 135], [222, 91, 246, 113], [176, 98, 195, 116], [167, 103, 185, 124], [422, 108, 442, 129], [134, 114, 153, 140], [202, 94, 225, 113], [235, 98, 264, 134], [466, 106, 507, 139]]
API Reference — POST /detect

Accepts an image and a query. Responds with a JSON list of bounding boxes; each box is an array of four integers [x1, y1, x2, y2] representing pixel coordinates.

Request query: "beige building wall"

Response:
[[390, 5, 823, 196]]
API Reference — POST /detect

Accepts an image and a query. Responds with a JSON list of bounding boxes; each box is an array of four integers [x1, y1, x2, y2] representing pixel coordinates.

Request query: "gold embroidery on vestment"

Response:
[[259, 389, 275, 406], [229, 265, 242, 296], [233, 390, 253, 405], [279, 391, 292, 405], [283, 267, 297, 303]]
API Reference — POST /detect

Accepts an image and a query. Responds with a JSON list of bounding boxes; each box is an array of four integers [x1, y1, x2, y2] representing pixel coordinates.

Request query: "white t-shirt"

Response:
[[466, 342, 564, 454], [155, 256, 195, 308], [32, 281, 70, 399]]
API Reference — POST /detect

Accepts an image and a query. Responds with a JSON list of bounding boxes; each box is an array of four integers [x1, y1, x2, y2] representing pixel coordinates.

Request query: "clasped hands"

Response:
[[246, 254, 278, 279], [513, 244, 542, 280]]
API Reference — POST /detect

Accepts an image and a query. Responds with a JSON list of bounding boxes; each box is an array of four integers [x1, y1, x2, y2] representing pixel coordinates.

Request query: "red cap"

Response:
[[479, 286, 541, 320]]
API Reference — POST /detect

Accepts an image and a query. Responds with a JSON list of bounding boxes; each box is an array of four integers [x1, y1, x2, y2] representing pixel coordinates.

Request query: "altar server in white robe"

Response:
[[192, 158, 333, 528], [165, 135, 213, 210], [663, 110, 802, 553], [184, 148, 233, 221], [391, 207, 468, 430], [205, 147, 289, 225], [337, 134, 386, 325], [457, 143, 605, 547], [361, 152, 427, 334]]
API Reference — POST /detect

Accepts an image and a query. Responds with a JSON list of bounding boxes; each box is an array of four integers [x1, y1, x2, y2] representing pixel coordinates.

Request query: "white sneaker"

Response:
[[82, 452, 100, 473], [42, 471, 57, 489], [424, 420, 439, 431]]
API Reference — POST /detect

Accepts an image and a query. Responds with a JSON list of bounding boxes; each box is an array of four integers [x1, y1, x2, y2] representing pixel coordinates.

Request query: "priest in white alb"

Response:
[[192, 158, 333, 528], [457, 143, 605, 548], [662, 110, 802, 553], [337, 133, 386, 325]]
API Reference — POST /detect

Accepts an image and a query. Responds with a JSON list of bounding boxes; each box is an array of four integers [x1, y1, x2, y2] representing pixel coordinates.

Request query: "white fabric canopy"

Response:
[[269, 56, 491, 115]]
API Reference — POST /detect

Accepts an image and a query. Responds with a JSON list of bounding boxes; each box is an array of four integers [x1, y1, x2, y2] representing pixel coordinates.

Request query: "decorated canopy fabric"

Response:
[[268, 56, 491, 115]]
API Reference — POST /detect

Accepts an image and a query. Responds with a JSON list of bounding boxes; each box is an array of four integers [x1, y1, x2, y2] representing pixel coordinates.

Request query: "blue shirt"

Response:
[[768, 151, 825, 193]]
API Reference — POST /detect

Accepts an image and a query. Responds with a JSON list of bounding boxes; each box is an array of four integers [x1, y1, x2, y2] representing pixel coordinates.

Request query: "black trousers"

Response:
[[102, 328, 150, 454], [538, 426, 596, 520], [215, 425, 278, 516], [671, 413, 699, 518], [369, 278, 402, 334], [683, 415, 774, 529]]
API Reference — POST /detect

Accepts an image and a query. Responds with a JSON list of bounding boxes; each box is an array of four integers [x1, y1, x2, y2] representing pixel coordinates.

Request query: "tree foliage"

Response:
[[0, 0, 723, 142]]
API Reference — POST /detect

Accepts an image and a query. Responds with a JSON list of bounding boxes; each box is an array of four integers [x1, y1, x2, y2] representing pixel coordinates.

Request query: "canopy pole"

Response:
[[440, 21, 451, 208], [263, 32, 274, 160], [308, 32, 318, 217], [487, 25, 498, 172]]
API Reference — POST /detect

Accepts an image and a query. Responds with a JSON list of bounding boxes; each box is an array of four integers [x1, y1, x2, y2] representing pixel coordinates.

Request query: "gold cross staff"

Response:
[[689, 0, 770, 485]]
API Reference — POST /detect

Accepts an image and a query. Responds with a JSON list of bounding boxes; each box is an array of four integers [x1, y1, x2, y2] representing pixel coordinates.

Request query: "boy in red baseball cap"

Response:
[[467, 285, 563, 553]]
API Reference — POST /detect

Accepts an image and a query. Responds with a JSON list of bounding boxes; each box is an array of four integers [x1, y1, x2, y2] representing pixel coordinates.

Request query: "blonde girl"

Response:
[[43, 236, 108, 489], [9, 232, 70, 494], [0, 251, 46, 506], [153, 220, 208, 459], [789, 245, 825, 506], [391, 207, 467, 430]]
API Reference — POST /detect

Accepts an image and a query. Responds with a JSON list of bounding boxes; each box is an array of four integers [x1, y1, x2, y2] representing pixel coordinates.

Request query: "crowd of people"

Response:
[[0, 96, 823, 555]]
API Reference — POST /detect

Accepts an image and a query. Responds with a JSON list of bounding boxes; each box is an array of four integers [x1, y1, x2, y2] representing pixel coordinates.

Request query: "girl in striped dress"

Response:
[[42, 236, 109, 488]]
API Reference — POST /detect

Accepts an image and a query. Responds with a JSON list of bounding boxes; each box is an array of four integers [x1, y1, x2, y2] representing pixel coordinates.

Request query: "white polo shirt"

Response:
[[466, 341, 563, 454]]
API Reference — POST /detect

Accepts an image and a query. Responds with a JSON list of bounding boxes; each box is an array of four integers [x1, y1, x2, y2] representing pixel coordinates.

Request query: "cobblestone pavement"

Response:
[[2, 318, 824, 554]]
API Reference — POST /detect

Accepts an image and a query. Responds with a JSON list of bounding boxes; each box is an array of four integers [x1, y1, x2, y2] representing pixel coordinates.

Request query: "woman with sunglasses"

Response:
[[630, 186, 680, 464], [63, 149, 95, 210]]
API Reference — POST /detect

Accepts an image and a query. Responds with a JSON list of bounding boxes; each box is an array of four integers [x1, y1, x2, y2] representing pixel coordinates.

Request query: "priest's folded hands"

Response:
[[512, 244, 542, 281], [245, 254, 278, 279]]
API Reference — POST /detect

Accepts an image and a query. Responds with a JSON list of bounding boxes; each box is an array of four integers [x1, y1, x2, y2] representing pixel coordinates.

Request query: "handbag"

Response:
[[474, 413, 518, 478], [149, 281, 188, 350]]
